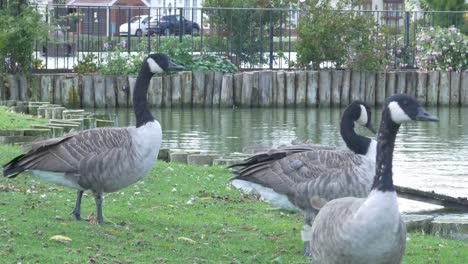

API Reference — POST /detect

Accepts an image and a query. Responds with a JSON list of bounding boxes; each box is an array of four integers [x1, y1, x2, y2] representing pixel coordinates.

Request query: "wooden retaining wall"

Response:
[[1, 70, 467, 108]]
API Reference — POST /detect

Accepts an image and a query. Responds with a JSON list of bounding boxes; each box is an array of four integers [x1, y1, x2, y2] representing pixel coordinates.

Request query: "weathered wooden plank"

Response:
[[116, 76, 128, 108], [171, 73, 182, 107], [251, 72, 260, 107], [233, 73, 243, 107], [148, 76, 163, 107], [259, 71, 273, 107], [427, 71, 439, 106], [212, 71, 223, 107], [406, 71, 417, 96], [331, 70, 343, 106], [105, 76, 116, 108], [416, 72, 428, 106], [395, 185, 468, 211], [375, 72, 386, 105], [350, 71, 361, 102], [163, 75, 172, 108], [40, 75, 54, 103], [386, 72, 396, 97], [0, 76, 4, 101], [295, 71, 307, 107], [62, 76, 80, 108], [220, 74, 233, 107], [181, 71, 192, 107], [359, 72, 366, 100], [241, 72, 255, 107], [285, 71, 296, 107], [81, 75, 95, 108], [319, 70, 331, 107], [6, 75, 19, 101], [340, 70, 351, 106], [54, 75, 65, 104], [396, 71, 406, 94], [192, 71, 205, 107], [450, 71, 461, 106], [18, 75, 28, 101], [29, 75, 41, 102], [93, 75, 106, 108], [307, 71, 318, 107], [365, 72, 376, 106], [439, 71, 450, 106], [461, 72, 468, 106], [271, 71, 277, 106], [276, 71, 286, 107], [204, 71, 214, 107]]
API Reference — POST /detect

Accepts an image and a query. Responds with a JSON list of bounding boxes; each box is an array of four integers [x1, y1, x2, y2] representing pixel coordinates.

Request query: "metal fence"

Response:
[[16, 5, 468, 71]]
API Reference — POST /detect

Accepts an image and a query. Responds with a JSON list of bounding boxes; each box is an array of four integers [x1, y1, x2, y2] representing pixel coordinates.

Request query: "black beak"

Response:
[[365, 122, 377, 134], [415, 107, 439, 121], [167, 60, 184, 71]]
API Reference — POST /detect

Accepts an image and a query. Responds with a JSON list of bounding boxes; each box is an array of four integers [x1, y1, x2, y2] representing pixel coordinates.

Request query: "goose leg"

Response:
[[302, 213, 314, 257], [93, 192, 104, 224], [70, 190, 84, 220]]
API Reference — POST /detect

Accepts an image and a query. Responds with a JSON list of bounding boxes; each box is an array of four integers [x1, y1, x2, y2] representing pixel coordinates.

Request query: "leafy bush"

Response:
[[72, 53, 98, 73], [98, 40, 149, 76], [415, 26, 468, 72]]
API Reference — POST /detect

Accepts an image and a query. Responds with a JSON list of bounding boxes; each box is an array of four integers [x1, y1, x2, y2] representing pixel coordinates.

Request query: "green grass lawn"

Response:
[[0, 106, 46, 130], [0, 144, 467, 263]]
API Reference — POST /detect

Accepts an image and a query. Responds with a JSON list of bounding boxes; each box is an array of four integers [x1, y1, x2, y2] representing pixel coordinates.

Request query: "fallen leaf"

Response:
[[49, 235, 72, 244], [177, 237, 196, 244]]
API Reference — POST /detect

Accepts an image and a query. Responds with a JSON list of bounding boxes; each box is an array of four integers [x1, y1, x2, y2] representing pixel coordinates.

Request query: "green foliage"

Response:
[[0, 106, 46, 129], [415, 26, 468, 72], [420, 0, 468, 33], [296, 0, 388, 71], [155, 37, 238, 73], [72, 53, 98, 74], [0, 2, 48, 74]]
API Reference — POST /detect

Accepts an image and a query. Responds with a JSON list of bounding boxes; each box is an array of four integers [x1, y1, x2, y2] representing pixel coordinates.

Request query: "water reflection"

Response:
[[91, 106, 468, 214]]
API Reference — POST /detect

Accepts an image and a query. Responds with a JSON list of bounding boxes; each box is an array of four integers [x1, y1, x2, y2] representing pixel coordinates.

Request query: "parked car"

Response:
[[146, 15, 200, 36], [119, 15, 152, 37]]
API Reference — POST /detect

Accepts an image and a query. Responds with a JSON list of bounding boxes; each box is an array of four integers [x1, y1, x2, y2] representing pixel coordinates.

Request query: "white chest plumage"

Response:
[[131, 121, 162, 177]]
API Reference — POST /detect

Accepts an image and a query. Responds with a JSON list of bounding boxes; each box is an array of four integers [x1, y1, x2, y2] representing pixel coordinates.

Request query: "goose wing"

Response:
[[3, 127, 132, 177]]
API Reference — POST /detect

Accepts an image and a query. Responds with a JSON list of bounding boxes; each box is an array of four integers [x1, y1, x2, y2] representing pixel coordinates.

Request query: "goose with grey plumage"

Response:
[[230, 101, 377, 255], [2, 53, 184, 224], [309, 94, 438, 263]]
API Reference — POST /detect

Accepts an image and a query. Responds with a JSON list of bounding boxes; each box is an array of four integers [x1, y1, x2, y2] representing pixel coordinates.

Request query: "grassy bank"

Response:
[[0, 106, 46, 130], [0, 144, 467, 263]]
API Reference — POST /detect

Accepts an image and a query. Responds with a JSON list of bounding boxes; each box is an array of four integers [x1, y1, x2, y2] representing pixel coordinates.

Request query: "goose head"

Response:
[[146, 53, 184, 74], [386, 94, 439, 124], [347, 100, 376, 133]]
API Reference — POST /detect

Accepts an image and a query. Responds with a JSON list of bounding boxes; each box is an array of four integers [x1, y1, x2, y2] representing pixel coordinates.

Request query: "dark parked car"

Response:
[[146, 15, 200, 36]]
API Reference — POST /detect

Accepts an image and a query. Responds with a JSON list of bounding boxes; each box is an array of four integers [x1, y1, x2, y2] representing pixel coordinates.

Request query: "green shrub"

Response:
[[72, 53, 98, 73]]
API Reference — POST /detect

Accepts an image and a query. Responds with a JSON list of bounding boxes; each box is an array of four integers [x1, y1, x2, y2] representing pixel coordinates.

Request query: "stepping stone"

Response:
[[431, 216, 468, 241], [402, 214, 434, 233], [158, 148, 170, 162], [213, 158, 246, 167], [187, 154, 220, 166]]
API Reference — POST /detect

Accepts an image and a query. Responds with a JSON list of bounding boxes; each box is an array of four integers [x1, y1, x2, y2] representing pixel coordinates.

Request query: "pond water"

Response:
[[92, 106, 468, 215]]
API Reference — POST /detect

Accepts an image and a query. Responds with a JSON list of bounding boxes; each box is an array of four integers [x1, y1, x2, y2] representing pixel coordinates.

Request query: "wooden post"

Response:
[[365, 72, 376, 106], [340, 70, 351, 106], [105, 76, 116, 108], [82, 75, 95, 108], [171, 73, 182, 107], [241, 72, 255, 107], [295, 71, 307, 107], [54, 75, 64, 104], [29, 75, 41, 102], [93, 75, 106, 108], [450, 71, 461, 106], [350, 71, 361, 101], [251, 72, 260, 107], [386, 72, 396, 98], [375, 72, 386, 105], [163, 75, 172, 108], [40, 75, 54, 103], [6, 75, 19, 101], [285, 71, 296, 107], [204, 71, 214, 107], [427, 71, 440, 106], [62, 76, 80, 108], [149, 76, 163, 107], [276, 71, 286, 107], [259, 71, 273, 107], [319, 70, 331, 107], [271, 71, 277, 106], [439, 71, 450, 106], [307, 71, 318, 107], [396, 71, 406, 94], [416, 72, 428, 106], [116, 76, 128, 108], [212, 71, 223, 107], [233, 73, 243, 107], [220, 74, 233, 107], [331, 70, 343, 107], [406, 71, 417, 96], [18, 75, 28, 101], [461, 72, 468, 106], [181, 71, 192, 107], [359, 72, 366, 100], [192, 71, 205, 107]]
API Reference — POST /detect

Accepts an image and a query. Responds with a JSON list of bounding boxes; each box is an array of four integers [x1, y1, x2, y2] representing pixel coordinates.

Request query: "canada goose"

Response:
[[230, 101, 377, 255], [309, 94, 438, 263], [2, 53, 184, 224]]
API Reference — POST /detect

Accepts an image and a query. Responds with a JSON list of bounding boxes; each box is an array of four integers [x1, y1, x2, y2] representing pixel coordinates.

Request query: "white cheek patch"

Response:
[[147, 58, 164, 74], [388, 101, 411, 123], [357, 105, 368, 125]]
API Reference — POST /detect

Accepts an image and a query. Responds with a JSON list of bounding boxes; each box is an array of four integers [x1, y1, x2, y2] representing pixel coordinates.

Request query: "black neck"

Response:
[[340, 111, 371, 155], [133, 62, 155, 128], [371, 107, 400, 192]]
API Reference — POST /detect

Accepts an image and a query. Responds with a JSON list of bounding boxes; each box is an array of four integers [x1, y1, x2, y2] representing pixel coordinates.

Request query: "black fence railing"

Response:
[[20, 5, 468, 72]]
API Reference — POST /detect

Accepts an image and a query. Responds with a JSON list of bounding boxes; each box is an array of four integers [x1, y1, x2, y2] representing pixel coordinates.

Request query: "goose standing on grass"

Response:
[[2, 53, 184, 224], [309, 94, 438, 263], [230, 101, 376, 255]]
